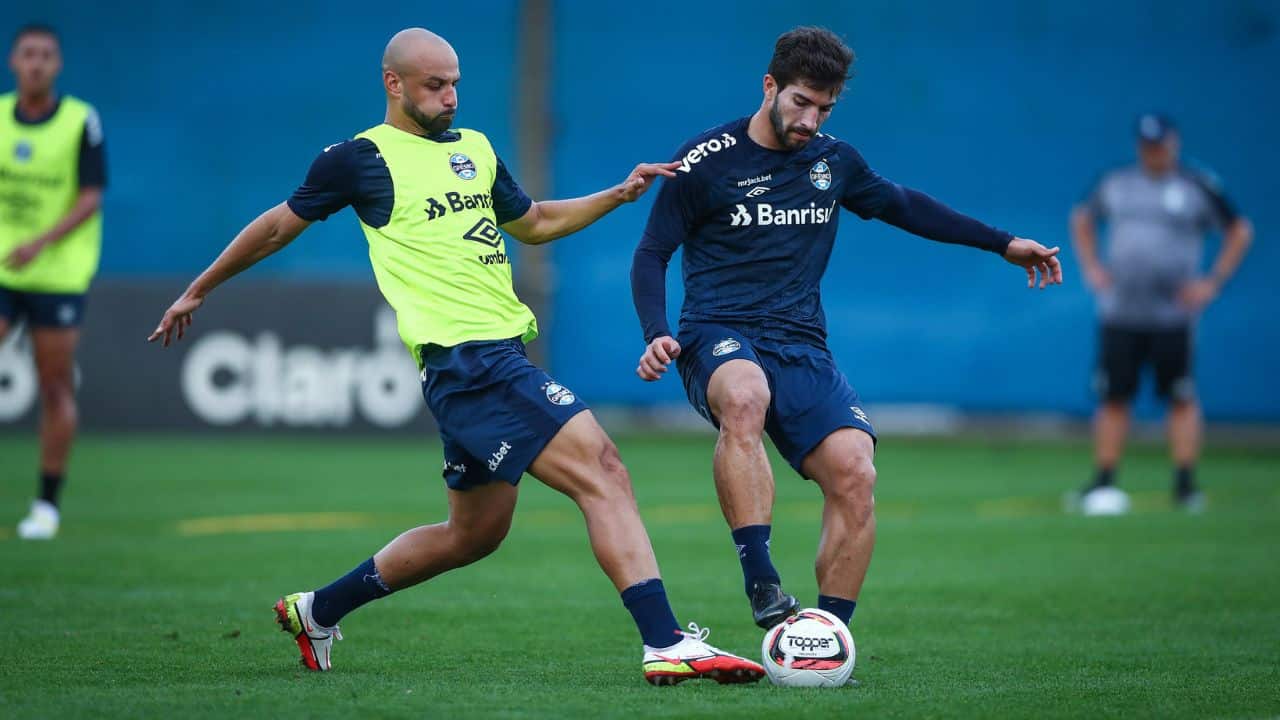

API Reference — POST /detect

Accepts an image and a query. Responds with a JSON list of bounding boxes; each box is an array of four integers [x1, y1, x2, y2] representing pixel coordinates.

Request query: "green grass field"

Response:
[[0, 433, 1277, 719]]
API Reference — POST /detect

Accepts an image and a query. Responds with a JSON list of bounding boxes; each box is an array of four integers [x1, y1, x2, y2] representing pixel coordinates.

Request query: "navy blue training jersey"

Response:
[[633, 116, 1013, 345], [635, 117, 894, 344]]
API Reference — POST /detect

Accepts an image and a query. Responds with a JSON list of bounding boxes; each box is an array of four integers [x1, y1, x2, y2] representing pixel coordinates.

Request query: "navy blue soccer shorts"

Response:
[[420, 337, 588, 491], [675, 322, 875, 477], [0, 286, 86, 329]]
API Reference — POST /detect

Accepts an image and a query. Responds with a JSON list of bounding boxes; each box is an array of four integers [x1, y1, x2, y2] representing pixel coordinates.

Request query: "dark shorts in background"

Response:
[[676, 322, 875, 477], [1094, 324, 1194, 402], [0, 286, 86, 329], [420, 337, 588, 491]]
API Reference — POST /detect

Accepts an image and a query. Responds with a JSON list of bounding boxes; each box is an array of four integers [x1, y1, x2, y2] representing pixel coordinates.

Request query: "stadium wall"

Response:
[[1, 1, 1277, 429]]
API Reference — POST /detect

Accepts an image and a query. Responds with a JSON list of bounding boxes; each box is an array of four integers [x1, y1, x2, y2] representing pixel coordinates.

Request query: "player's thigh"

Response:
[[527, 409, 628, 500], [30, 327, 80, 387], [1152, 326, 1195, 402], [800, 427, 876, 498], [676, 323, 768, 427], [1094, 324, 1143, 402]]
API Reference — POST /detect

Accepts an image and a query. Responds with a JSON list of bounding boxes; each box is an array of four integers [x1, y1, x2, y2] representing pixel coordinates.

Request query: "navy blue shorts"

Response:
[[676, 322, 876, 477], [420, 337, 588, 491], [0, 286, 86, 329]]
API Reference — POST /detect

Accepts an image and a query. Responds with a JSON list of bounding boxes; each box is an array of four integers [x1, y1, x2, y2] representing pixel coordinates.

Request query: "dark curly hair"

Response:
[[767, 26, 854, 92]]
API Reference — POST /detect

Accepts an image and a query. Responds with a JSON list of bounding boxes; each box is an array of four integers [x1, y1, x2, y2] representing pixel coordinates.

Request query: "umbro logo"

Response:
[[463, 218, 502, 247], [729, 204, 753, 226], [745, 186, 771, 198]]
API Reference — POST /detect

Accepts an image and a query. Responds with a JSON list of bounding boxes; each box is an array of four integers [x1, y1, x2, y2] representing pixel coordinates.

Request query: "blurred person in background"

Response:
[[0, 24, 106, 540], [1072, 114, 1253, 514]]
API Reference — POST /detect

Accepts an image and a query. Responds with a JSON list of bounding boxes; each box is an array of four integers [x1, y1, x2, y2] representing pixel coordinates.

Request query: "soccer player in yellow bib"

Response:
[[1, 25, 107, 541], [149, 28, 764, 684]]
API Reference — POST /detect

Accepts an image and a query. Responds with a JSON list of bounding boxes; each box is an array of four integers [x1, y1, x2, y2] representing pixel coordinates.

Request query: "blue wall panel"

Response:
[[3, 2, 523, 279], [4, 1, 1276, 419]]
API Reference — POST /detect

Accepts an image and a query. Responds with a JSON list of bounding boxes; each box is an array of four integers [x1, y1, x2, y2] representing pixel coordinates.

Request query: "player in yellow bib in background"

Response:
[[150, 28, 765, 684], [1, 25, 107, 540]]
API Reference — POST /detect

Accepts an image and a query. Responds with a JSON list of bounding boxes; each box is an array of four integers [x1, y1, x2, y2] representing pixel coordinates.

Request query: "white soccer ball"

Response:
[[761, 608, 855, 687], [1081, 486, 1131, 516]]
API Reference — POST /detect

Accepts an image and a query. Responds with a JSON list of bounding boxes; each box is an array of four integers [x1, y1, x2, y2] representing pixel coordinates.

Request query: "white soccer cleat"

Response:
[[274, 591, 343, 671], [1080, 486, 1131, 516], [642, 622, 765, 685], [17, 500, 59, 540]]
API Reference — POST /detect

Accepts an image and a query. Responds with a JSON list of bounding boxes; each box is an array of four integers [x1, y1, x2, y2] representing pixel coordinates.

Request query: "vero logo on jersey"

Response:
[[729, 201, 838, 227], [676, 133, 737, 173]]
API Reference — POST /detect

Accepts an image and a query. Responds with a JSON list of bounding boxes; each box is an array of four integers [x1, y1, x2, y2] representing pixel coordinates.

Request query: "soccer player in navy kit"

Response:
[[631, 27, 1063, 630]]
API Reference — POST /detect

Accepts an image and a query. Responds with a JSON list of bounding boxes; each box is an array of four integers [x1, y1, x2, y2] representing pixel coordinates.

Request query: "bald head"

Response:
[[382, 28, 455, 75], [381, 28, 461, 136]]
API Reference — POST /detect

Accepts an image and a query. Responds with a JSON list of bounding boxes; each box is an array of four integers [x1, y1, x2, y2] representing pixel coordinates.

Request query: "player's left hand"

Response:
[[148, 293, 204, 347], [1178, 278, 1219, 311], [4, 240, 47, 270], [1003, 238, 1063, 289], [617, 162, 681, 202]]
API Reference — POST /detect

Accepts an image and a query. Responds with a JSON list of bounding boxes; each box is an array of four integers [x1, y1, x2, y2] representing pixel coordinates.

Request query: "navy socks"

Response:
[[818, 594, 857, 626], [732, 524, 781, 594], [311, 557, 393, 627], [621, 578, 682, 648]]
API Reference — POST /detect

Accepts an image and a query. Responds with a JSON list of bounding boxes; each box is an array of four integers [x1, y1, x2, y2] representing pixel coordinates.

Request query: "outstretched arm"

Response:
[[878, 184, 1063, 289], [148, 202, 311, 346], [501, 162, 679, 245]]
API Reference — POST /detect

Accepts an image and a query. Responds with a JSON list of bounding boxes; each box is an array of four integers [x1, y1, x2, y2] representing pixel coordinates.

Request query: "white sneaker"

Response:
[[642, 622, 765, 685], [17, 500, 59, 540], [1080, 486, 1131, 516], [274, 591, 343, 671]]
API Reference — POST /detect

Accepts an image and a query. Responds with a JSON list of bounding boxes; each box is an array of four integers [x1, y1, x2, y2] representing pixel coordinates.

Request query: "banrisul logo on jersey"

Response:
[[424, 191, 494, 221], [449, 153, 477, 180], [729, 201, 838, 227], [810, 160, 832, 190]]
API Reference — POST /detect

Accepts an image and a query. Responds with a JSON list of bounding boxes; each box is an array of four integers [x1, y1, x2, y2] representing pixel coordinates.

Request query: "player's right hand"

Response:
[[637, 336, 681, 381], [148, 293, 204, 347]]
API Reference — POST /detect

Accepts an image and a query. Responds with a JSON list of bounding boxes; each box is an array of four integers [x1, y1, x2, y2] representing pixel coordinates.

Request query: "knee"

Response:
[[576, 441, 635, 504], [823, 456, 876, 510], [450, 516, 512, 564], [36, 371, 74, 408], [716, 385, 769, 437]]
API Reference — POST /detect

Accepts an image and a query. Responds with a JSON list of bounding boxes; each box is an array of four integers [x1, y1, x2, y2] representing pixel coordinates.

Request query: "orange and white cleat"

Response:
[[274, 591, 342, 671], [642, 622, 765, 685]]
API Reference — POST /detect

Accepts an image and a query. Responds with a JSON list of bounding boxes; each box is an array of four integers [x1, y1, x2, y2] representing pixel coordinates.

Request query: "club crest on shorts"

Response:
[[712, 338, 741, 357], [449, 153, 477, 180], [543, 382, 576, 406], [809, 160, 832, 190]]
